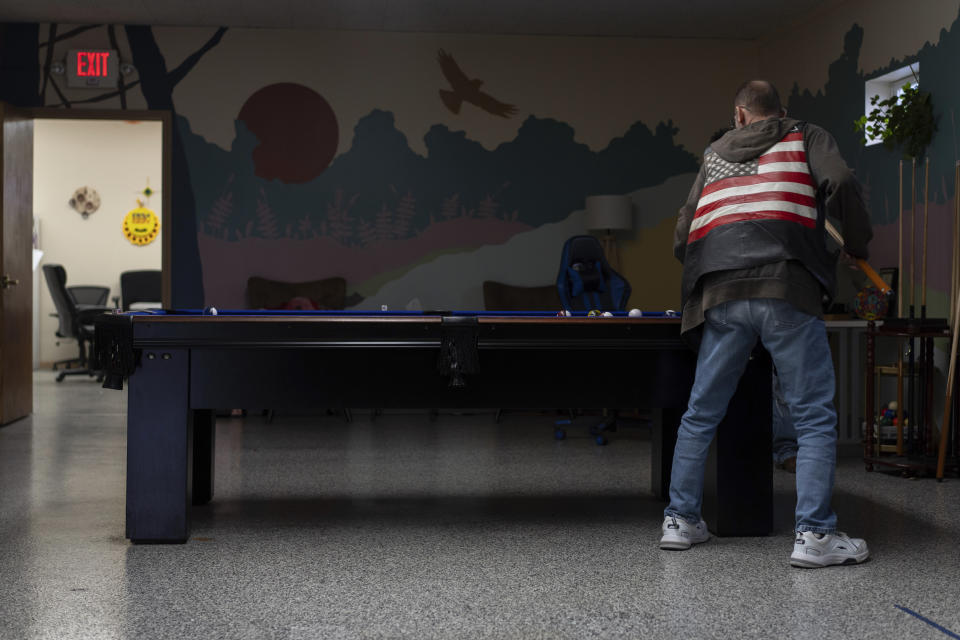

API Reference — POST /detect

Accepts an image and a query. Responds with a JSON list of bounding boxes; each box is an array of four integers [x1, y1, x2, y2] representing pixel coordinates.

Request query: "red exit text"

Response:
[[76, 51, 110, 77]]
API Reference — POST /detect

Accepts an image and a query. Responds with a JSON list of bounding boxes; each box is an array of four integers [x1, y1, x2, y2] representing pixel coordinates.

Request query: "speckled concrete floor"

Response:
[[1, 372, 958, 639]]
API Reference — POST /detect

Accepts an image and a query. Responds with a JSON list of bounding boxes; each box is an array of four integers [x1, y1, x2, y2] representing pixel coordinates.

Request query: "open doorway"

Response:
[[30, 110, 170, 374], [2, 106, 169, 425]]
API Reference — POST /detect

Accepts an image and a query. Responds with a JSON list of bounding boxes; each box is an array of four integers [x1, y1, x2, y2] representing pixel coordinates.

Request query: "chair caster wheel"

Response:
[[554, 429, 567, 440], [595, 435, 608, 446]]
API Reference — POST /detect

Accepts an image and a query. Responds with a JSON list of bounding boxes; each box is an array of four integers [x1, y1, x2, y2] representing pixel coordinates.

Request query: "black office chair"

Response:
[[120, 270, 162, 310], [52, 285, 111, 370], [68, 285, 110, 306], [42, 264, 112, 382]]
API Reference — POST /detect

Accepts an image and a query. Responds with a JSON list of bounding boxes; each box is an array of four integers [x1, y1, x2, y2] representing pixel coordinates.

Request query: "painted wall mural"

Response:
[[437, 49, 518, 118], [781, 10, 960, 318], [4, 10, 959, 312], [183, 87, 698, 308]]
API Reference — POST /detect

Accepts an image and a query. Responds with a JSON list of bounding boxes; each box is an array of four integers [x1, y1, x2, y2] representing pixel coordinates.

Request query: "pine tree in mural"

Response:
[[477, 194, 498, 219], [441, 194, 460, 220], [256, 187, 279, 239], [297, 213, 314, 239], [374, 203, 395, 242], [327, 189, 357, 245], [206, 174, 234, 238], [395, 190, 417, 238], [357, 219, 377, 246]]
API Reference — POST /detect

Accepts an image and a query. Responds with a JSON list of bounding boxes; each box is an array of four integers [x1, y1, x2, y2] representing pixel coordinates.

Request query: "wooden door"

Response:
[[0, 103, 34, 425]]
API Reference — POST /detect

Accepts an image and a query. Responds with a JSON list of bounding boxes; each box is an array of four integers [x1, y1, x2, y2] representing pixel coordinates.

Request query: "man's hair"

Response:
[[734, 80, 782, 116]]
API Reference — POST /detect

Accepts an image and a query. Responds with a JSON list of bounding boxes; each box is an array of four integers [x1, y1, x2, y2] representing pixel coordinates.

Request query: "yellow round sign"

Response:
[[123, 206, 160, 246]]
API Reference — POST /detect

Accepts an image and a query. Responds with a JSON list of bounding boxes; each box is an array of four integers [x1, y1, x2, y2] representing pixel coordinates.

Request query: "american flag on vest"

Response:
[[688, 127, 816, 244]]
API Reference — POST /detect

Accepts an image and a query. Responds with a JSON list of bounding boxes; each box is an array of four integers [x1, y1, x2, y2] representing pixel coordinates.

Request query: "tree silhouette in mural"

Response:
[[6, 22, 227, 306], [124, 25, 227, 307], [0, 23, 42, 106]]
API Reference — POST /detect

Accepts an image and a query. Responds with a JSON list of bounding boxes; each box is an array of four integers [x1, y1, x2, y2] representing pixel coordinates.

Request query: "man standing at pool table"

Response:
[[660, 80, 873, 567]]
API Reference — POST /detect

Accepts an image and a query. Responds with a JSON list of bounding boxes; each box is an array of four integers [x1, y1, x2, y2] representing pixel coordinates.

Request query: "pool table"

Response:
[[94, 309, 772, 543]]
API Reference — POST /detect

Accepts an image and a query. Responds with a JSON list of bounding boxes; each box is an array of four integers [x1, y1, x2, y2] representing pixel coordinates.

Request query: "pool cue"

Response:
[[897, 353, 904, 455], [953, 161, 959, 329], [936, 284, 960, 479], [899, 160, 904, 318], [909, 158, 917, 451], [897, 160, 904, 456], [910, 158, 917, 320], [922, 157, 930, 319], [897, 160, 905, 453], [823, 220, 892, 294]]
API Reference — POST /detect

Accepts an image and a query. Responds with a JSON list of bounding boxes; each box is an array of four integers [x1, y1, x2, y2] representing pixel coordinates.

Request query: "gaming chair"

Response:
[[556, 235, 631, 312]]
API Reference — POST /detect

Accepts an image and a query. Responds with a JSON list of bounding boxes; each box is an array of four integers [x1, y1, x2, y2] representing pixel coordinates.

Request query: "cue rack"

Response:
[[863, 157, 959, 479]]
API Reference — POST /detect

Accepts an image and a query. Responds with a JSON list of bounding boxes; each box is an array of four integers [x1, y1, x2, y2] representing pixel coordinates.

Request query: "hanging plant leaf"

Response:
[[854, 82, 936, 159]]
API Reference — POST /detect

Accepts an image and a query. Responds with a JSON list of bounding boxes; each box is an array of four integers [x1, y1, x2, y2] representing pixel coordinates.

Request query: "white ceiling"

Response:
[[0, 0, 836, 39]]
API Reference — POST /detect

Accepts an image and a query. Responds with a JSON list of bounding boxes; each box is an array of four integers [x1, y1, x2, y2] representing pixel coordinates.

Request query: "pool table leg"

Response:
[[703, 349, 773, 536], [651, 407, 682, 500], [650, 350, 773, 536], [191, 410, 215, 505], [126, 348, 191, 543]]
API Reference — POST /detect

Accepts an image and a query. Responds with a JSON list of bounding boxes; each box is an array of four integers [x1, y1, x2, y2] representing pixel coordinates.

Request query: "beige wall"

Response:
[[34, 118, 162, 367]]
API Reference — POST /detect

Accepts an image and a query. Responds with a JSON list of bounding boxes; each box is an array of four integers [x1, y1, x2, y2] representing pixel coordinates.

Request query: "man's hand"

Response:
[[839, 251, 859, 269]]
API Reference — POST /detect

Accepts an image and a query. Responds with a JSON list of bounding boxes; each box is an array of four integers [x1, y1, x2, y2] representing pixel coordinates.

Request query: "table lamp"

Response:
[[585, 195, 633, 271]]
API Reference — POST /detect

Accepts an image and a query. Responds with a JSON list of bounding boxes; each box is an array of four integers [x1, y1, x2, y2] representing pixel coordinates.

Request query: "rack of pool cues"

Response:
[[865, 158, 959, 480]]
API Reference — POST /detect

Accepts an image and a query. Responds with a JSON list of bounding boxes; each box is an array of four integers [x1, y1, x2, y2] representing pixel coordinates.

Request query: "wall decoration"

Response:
[[123, 199, 160, 246], [437, 50, 517, 118], [68, 186, 100, 218]]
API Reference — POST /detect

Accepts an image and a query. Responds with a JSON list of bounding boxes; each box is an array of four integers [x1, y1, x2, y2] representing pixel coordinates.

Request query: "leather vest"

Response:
[[681, 124, 836, 307]]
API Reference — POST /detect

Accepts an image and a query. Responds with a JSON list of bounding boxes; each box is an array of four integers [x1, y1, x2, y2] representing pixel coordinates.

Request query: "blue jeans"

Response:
[[772, 372, 799, 464], [664, 298, 838, 534]]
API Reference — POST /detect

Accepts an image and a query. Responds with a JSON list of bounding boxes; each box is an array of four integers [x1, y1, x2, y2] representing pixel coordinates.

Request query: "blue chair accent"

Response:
[[556, 235, 631, 312], [554, 235, 634, 444]]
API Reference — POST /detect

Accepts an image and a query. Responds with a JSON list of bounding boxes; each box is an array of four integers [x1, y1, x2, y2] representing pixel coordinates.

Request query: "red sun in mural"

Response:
[[238, 83, 339, 184]]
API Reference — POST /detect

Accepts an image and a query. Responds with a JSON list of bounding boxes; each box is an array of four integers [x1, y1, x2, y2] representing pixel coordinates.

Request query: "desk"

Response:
[[94, 309, 772, 543]]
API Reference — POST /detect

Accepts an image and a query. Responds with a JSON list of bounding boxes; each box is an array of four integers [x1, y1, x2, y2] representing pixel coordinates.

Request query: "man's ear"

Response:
[[734, 106, 746, 128]]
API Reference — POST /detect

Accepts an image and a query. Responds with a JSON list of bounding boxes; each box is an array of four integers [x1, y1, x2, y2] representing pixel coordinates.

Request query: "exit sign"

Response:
[[66, 49, 119, 88]]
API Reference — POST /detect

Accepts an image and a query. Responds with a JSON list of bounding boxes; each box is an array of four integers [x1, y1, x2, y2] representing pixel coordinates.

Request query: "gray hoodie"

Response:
[[674, 117, 873, 341]]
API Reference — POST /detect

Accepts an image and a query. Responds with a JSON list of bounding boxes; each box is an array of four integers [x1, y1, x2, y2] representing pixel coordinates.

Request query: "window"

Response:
[[863, 63, 919, 146]]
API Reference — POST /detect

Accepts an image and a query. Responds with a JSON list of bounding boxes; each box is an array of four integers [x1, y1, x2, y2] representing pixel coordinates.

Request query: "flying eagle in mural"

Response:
[[437, 49, 517, 118]]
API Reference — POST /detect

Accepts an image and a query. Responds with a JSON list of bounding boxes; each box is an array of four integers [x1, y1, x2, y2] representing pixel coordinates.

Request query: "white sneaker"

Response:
[[659, 515, 710, 550], [790, 531, 869, 568]]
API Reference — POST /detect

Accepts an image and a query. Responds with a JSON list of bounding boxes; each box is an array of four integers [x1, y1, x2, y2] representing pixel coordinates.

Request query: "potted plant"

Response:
[[855, 71, 936, 158]]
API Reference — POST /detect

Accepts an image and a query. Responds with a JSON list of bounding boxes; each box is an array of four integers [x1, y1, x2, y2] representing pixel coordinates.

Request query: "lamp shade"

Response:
[[585, 195, 632, 231]]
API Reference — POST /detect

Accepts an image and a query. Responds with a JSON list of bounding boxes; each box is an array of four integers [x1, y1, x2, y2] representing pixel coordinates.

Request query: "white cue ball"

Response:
[[628, 309, 643, 317], [601, 312, 613, 317], [665, 309, 677, 317], [209, 307, 217, 316]]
